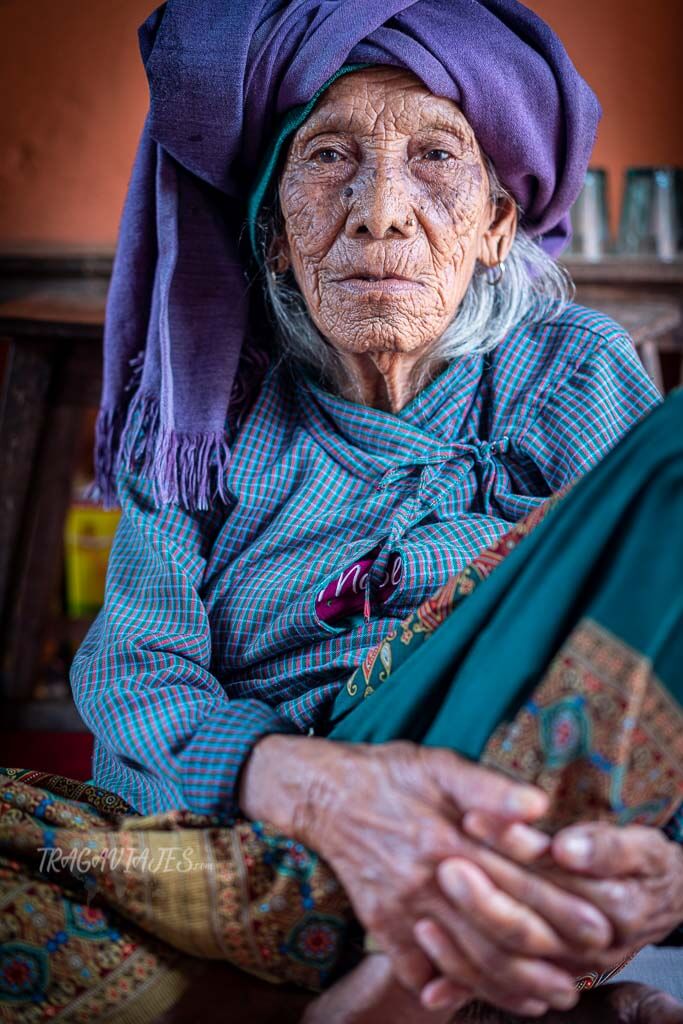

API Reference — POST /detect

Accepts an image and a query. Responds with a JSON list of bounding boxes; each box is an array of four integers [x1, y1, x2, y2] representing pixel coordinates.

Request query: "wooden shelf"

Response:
[[562, 256, 683, 286], [0, 246, 114, 279]]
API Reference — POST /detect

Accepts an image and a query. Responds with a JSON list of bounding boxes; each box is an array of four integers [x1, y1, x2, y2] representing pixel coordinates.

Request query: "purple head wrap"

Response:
[[97, 0, 601, 509]]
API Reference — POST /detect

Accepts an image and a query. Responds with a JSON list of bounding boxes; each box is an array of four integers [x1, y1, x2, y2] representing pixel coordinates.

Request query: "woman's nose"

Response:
[[345, 163, 417, 240]]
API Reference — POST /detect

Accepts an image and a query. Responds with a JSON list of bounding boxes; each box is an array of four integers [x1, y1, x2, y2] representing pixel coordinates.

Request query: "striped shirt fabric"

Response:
[[71, 303, 661, 821]]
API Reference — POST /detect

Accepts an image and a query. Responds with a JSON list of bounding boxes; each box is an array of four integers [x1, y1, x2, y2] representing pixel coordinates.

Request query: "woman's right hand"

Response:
[[239, 736, 611, 1016]]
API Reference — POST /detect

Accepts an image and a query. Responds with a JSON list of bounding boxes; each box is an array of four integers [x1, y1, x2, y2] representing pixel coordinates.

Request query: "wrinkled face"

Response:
[[276, 66, 515, 359]]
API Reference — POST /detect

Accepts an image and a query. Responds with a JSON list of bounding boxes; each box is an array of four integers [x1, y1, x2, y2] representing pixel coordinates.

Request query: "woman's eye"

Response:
[[423, 149, 452, 162], [313, 148, 345, 164]]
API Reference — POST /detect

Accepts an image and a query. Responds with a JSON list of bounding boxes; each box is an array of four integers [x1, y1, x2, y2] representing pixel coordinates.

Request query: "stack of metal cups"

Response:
[[567, 166, 682, 262]]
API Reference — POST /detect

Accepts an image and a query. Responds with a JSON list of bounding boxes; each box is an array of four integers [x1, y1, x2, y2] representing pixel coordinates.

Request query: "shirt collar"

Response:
[[296, 353, 485, 465]]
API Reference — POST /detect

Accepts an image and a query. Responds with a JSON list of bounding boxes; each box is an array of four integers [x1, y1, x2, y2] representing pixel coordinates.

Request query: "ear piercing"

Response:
[[342, 186, 353, 198], [486, 260, 506, 286]]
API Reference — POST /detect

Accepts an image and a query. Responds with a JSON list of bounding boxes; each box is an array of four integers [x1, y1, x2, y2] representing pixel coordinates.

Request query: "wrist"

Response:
[[238, 733, 295, 827], [238, 733, 347, 850]]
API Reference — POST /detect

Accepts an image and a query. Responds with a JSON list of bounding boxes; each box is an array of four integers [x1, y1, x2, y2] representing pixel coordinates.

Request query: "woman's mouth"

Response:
[[334, 275, 423, 293]]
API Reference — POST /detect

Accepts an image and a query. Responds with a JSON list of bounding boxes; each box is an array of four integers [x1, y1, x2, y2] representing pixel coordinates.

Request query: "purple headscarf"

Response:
[[97, 0, 600, 510]]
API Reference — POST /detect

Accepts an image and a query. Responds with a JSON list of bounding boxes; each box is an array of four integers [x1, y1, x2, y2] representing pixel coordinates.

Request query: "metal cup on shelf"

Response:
[[567, 168, 610, 261], [617, 167, 682, 262]]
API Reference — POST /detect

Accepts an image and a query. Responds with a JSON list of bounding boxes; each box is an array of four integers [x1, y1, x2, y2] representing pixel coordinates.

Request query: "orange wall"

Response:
[[0, 1, 149, 247], [1, 0, 681, 246]]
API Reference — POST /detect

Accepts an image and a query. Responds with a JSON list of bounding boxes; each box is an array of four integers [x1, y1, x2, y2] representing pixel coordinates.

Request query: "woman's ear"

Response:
[[267, 231, 291, 274], [477, 194, 518, 267]]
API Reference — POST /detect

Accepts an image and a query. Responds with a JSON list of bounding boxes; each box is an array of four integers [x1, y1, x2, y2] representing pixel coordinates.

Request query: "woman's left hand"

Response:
[[549, 822, 683, 955], [446, 816, 683, 973]]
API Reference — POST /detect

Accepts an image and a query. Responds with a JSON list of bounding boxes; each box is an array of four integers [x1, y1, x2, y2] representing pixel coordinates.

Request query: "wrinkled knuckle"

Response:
[[381, 740, 417, 771], [515, 873, 539, 907], [418, 821, 451, 859], [593, 842, 618, 872], [612, 889, 644, 938], [400, 867, 431, 904], [476, 943, 504, 975], [424, 747, 458, 775], [600, 880, 628, 915], [498, 920, 532, 951], [641, 828, 669, 867], [492, 973, 528, 1004], [389, 739, 418, 758]]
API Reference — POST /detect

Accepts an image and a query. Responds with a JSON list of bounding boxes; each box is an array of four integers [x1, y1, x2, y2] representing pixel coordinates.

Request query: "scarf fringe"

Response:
[[92, 391, 232, 511]]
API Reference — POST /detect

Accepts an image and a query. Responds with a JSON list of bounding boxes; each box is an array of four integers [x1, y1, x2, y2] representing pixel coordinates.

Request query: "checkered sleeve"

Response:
[[521, 330, 662, 491], [70, 464, 299, 822]]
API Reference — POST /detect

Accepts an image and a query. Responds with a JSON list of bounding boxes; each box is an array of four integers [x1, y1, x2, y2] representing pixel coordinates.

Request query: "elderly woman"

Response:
[[1, 2, 682, 1023]]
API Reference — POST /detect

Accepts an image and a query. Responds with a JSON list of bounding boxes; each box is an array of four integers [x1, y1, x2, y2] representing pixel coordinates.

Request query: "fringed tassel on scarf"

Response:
[[93, 390, 232, 512], [92, 404, 129, 509]]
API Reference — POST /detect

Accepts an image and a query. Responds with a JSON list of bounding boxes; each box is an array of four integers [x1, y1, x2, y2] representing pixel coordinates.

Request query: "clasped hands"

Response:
[[240, 735, 683, 1018]]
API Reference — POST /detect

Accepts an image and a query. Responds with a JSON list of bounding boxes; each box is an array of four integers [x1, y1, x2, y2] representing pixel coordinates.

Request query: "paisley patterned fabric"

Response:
[[0, 772, 191, 1024], [483, 620, 683, 831], [0, 768, 355, 1023]]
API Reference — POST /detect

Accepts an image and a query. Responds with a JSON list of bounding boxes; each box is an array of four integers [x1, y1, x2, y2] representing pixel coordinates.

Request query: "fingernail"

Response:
[[551, 989, 578, 1010], [508, 823, 551, 858], [440, 862, 469, 901], [421, 979, 446, 1009], [423, 978, 470, 1012], [426, 992, 456, 1010], [578, 916, 609, 948], [463, 810, 487, 838], [560, 834, 593, 866], [518, 1001, 549, 1018], [505, 789, 547, 817]]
